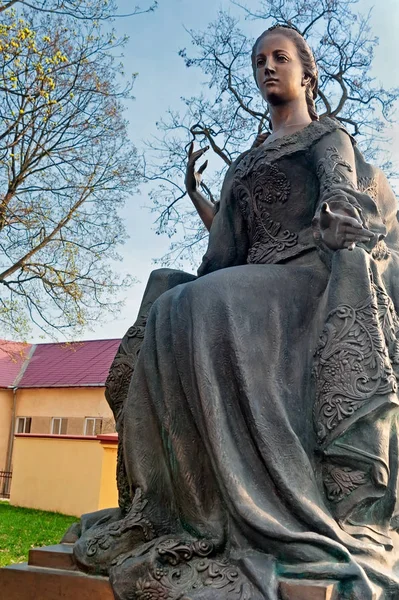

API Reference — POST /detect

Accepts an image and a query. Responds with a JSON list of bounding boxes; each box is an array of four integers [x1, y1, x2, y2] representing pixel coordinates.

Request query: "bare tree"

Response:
[[0, 6, 140, 337], [145, 0, 399, 267], [0, 1, 158, 20]]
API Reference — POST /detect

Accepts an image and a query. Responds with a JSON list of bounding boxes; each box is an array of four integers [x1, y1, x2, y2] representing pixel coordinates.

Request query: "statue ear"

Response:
[[302, 75, 310, 86]]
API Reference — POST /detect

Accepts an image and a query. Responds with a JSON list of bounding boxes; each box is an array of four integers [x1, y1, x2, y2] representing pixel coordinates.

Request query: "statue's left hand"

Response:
[[318, 201, 376, 251]]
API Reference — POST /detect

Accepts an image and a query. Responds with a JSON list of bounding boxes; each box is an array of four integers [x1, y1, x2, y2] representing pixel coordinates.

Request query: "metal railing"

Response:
[[0, 471, 12, 499]]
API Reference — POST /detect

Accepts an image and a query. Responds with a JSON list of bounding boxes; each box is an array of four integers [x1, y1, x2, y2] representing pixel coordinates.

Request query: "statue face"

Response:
[[254, 32, 305, 106]]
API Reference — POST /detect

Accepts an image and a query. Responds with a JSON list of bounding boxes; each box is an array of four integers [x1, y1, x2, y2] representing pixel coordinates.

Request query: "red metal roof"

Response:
[[0, 341, 32, 388], [0, 339, 120, 388]]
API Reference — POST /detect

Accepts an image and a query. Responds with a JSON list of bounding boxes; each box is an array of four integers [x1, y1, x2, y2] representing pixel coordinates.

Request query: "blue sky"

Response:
[[33, 0, 399, 342]]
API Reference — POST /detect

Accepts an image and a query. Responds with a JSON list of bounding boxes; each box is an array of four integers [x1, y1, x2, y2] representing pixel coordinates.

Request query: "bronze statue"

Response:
[[72, 25, 399, 599]]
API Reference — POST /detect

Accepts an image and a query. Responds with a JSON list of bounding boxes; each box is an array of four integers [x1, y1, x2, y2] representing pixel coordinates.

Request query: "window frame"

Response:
[[51, 417, 68, 435], [84, 417, 103, 436], [15, 416, 32, 434]]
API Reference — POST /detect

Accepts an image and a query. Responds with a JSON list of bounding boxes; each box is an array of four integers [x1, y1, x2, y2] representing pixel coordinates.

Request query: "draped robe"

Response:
[[74, 118, 399, 600]]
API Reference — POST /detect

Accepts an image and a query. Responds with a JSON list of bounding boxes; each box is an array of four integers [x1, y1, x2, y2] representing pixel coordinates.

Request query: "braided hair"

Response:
[[251, 24, 319, 123]]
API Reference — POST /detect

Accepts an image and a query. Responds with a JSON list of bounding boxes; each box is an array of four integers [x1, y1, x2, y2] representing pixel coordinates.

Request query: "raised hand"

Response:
[[318, 201, 376, 251], [185, 142, 209, 198], [183, 142, 215, 231]]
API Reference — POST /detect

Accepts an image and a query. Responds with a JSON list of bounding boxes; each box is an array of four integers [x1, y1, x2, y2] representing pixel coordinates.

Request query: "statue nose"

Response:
[[264, 59, 276, 73]]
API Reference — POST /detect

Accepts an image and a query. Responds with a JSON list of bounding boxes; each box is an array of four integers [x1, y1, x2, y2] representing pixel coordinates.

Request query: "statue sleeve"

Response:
[[311, 126, 387, 252], [312, 127, 362, 216], [197, 155, 249, 277]]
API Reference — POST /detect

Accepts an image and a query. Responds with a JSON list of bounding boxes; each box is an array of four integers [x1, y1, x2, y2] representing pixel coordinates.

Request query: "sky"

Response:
[[31, 0, 399, 342]]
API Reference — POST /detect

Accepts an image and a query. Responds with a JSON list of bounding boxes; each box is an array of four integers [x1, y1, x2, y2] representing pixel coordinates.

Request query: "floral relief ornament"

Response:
[[234, 156, 298, 264], [313, 281, 399, 444]]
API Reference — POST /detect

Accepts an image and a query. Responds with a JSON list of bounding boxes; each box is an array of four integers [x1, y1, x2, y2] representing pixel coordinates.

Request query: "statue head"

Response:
[[251, 24, 319, 122]]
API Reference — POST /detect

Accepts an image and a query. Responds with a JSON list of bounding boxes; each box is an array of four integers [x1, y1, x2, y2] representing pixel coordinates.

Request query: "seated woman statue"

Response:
[[73, 24, 399, 600]]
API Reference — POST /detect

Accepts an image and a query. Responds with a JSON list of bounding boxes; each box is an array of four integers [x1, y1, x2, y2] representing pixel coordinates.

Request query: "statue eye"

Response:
[[256, 57, 265, 67], [277, 55, 288, 62]]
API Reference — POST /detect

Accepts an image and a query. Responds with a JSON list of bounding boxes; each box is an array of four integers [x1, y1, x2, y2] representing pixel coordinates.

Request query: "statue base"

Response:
[[0, 543, 114, 600], [0, 542, 338, 599]]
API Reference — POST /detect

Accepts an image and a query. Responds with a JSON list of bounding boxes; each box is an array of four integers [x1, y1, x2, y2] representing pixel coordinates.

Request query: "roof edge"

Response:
[[15, 433, 99, 441], [13, 344, 36, 387], [17, 383, 106, 389]]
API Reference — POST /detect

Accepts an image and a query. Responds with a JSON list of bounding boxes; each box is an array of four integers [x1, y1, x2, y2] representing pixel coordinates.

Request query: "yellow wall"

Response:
[[10, 435, 118, 516], [15, 387, 115, 437], [16, 386, 113, 419], [98, 442, 119, 510], [0, 389, 13, 471]]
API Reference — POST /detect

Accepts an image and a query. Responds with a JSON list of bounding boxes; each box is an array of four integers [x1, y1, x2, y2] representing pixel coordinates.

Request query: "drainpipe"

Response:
[[5, 387, 17, 473]]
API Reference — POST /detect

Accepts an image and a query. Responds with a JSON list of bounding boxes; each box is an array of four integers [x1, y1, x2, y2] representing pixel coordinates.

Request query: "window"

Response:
[[16, 417, 31, 434], [84, 417, 102, 436], [51, 417, 68, 435]]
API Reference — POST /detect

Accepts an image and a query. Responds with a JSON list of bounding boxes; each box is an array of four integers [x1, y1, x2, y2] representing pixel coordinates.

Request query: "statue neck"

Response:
[[268, 100, 311, 135]]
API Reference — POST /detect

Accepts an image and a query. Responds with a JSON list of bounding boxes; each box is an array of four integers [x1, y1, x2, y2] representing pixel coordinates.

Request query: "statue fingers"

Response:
[[319, 195, 363, 224], [190, 145, 209, 163], [344, 240, 369, 251], [341, 222, 374, 237], [319, 202, 333, 229], [197, 160, 208, 175], [320, 202, 352, 222], [343, 232, 375, 243], [337, 216, 363, 230]]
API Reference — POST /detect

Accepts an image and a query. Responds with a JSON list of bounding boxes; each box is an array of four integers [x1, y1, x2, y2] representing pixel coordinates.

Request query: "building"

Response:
[[0, 338, 120, 474]]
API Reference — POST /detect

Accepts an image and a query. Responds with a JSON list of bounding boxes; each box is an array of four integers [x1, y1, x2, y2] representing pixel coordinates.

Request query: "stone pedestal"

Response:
[[279, 579, 338, 600], [0, 543, 114, 600], [0, 543, 338, 599]]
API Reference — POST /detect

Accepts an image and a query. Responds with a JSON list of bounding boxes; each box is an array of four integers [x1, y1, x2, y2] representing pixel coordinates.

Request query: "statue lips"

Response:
[[264, 77, 279, 88]]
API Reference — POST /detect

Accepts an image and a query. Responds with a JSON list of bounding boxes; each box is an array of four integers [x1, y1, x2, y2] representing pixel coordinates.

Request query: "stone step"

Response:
[[0, 562, 115, 600], [279, 579, 338, 600], [28, 543, 78, 571]]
